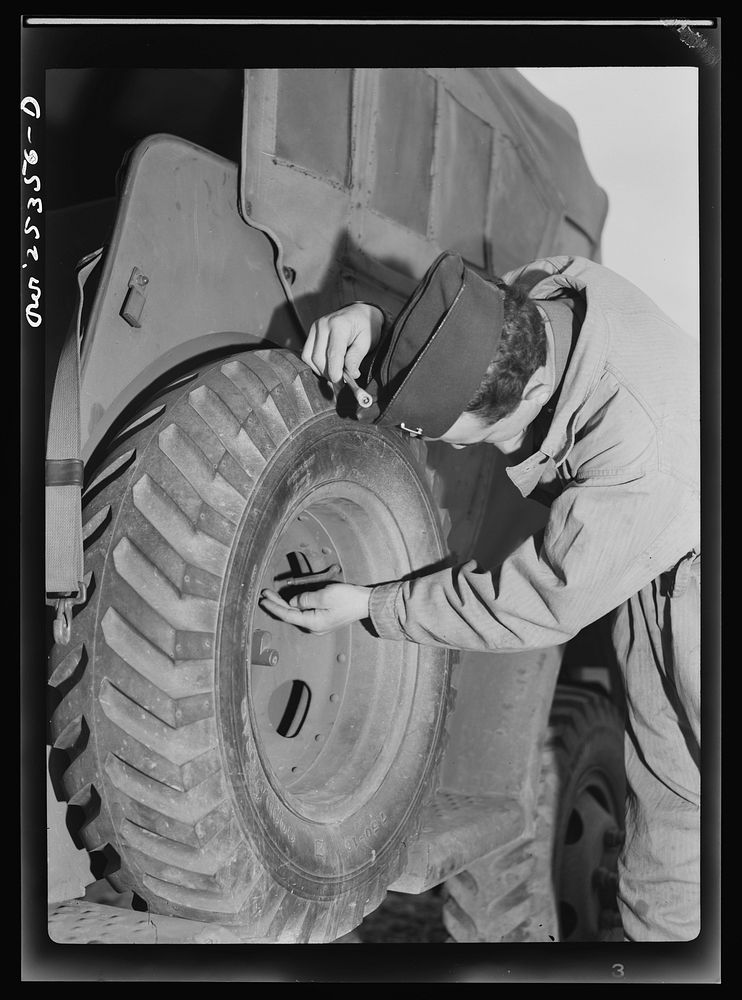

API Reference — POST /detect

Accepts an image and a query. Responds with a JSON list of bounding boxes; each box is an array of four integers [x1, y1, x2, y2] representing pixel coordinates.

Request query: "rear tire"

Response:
[[443, 684, 625, 942], [48, 348, 455, 942]]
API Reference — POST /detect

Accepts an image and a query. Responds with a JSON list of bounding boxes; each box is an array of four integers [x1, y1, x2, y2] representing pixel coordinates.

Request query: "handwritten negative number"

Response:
[[26, 276, 42, 328], [21, 97, 43, 329], [22, 152, 41, 193], [24, 217, 40, 241]]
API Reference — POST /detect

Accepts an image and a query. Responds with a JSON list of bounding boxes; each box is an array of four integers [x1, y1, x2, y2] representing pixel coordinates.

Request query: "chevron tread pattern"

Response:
[[49, 349, 455, 940]]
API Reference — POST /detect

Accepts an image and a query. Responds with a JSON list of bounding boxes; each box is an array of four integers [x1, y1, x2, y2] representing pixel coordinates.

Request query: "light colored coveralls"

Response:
[[368, 256, 701, 941]]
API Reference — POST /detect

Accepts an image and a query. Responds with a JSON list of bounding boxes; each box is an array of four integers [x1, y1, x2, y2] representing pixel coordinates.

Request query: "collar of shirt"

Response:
[[505, 306, 561, 498], [504, 258, 608, 498]]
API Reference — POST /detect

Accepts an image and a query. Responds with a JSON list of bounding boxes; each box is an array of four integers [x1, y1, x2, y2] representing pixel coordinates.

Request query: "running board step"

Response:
[[389, 790, 526, 894]]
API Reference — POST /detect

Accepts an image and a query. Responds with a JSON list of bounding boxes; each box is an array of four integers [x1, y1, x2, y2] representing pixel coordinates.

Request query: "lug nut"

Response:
[[251, 629, 280, 666]]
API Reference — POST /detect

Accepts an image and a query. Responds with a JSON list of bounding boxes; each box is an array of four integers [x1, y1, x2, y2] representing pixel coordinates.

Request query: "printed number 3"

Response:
[[612, 964, 625, 978]]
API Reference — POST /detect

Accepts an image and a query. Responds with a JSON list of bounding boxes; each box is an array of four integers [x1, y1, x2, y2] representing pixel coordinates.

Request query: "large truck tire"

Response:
[[442, 684, 625, 942], [48, 348, 455, 943]]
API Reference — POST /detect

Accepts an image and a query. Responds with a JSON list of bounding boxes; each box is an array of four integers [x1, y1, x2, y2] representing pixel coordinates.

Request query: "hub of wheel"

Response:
[[251, 504, 351, 787], [246, 483, 424, 826]]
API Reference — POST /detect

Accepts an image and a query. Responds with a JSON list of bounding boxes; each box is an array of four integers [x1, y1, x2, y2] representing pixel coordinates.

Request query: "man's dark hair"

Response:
[[465, 280, 546, 424]]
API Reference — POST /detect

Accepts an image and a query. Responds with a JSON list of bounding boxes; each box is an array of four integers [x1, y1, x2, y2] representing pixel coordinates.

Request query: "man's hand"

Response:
[[302, 302, 385, 385], [259, 583, 372, 635]]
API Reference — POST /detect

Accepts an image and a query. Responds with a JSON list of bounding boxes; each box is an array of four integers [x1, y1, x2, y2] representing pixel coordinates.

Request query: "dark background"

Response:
[[45, 68, 244, 210], [21, 17, 721, 984]]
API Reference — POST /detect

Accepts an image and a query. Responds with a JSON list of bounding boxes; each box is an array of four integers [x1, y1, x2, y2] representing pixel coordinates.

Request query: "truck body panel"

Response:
[[240, 67, 606, 329]]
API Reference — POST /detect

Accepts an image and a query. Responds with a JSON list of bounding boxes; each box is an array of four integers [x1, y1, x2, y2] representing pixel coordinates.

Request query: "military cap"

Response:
[[362, 252, 505, 439]]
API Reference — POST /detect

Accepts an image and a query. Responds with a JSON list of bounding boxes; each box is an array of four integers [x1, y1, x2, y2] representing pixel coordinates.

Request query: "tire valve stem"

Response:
[[251, 629, 280, 666]]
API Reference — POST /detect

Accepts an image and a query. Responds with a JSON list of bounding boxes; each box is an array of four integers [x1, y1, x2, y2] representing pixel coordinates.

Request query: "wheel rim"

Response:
[[248, 483, 421, 825], [252, 505, 349, 782], [557, 769, 623, 941]]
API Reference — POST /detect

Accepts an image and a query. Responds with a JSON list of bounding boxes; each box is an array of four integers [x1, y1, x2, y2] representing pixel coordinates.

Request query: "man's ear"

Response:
[[521, 366, 551, 406]]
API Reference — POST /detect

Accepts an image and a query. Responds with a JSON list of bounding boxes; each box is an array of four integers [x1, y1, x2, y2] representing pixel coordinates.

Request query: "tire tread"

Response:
[[442, 685, 624, 942], [49, 348, 455, 941]]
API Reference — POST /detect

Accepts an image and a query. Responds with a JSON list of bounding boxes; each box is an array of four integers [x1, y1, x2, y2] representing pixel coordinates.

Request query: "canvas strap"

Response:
[[45, 248, 103, 640]]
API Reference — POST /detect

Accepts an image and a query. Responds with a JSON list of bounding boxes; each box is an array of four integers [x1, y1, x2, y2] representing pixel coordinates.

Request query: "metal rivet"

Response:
[[291, 766, 299, 773], [329, 693, 339, 703], [336, 653, 347, 664], [314, 734, 323, 742], [322, 546, 332, 555], [251, 629, 279, 666]]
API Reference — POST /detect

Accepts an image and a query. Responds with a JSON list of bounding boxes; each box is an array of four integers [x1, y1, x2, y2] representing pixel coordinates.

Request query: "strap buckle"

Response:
[[46, 580, 88, 646]]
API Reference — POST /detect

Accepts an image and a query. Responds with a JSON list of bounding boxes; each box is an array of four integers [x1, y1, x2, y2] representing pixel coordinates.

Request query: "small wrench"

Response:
[[277, 562, 342, 587], [342, 370, 374, 409]]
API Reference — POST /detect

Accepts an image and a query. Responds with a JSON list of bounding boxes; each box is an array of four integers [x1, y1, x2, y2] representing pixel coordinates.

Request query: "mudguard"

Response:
[[77, 134, 303, 462]]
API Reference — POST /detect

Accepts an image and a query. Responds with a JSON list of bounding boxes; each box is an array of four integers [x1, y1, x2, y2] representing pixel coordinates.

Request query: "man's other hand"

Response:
[[259, 583, 372, 635], [302, 302, 384, 385]]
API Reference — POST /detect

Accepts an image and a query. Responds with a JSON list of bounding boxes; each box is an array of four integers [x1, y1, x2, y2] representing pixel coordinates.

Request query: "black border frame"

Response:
[[20, 15, 722, 984]]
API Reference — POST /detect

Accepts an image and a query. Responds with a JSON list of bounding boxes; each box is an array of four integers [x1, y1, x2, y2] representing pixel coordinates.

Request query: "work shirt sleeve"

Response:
[[368, 470, 698, 652]]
